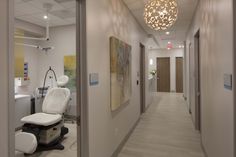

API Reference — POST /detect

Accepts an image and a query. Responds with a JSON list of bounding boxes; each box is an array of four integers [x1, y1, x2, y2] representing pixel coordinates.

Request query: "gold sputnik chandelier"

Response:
[[144, 0, 178, 30]]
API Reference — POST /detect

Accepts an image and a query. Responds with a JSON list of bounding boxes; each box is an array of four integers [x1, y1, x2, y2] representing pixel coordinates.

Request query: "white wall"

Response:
[[149, 48, 184, 92], [15, 24, 77, 116], [15, 40, 40, 95], [38, 25, 77, 116], [186, 0, 235, 157], [145, 49, 154, 108], [86, 0, 149, 156], [38, 25, 76, 85], [14, 19, 43, 95]]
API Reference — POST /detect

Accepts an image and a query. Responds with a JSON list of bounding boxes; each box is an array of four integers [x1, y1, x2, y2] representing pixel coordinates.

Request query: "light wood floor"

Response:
[[118, 92, 205, 157]]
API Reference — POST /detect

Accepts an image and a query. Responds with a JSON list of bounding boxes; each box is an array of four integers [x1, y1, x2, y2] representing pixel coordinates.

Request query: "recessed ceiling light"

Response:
[[167, 47, 171, 50], [166, 32, 170, 35], [168, 41, 171, 44], [43, 15, 48, 19], [54, 0, 74, 3], [179, 45, 182, 48]]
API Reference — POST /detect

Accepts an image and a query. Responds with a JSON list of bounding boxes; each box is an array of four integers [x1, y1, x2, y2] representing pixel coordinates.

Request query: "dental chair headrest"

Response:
[[57, 75, 69, 87], [42, 87, 71, 114]]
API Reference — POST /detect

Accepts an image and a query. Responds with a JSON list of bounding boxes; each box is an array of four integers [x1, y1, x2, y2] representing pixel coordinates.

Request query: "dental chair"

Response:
[[20, 87, 71, 152]]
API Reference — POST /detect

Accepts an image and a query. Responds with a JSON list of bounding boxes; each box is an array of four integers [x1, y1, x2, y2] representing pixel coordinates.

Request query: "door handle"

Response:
[[197, 92, 200, 96], [157, 77, 160, 80]]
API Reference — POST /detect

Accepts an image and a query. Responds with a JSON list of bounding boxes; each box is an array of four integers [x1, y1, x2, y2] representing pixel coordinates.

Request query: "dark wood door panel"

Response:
[[176, 57, 183, 93], [156, 57, 170, 92]]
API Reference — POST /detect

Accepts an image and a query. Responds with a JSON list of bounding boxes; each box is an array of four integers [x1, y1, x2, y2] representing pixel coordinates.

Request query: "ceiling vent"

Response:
[[54, 0, 74, 3], [22, 0, 33, 2], [50, 9, 75, 19]]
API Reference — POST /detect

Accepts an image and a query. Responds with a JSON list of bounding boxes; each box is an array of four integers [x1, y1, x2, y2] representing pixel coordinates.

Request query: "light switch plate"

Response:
[[89, 73, 99, 86], [224, 74, 232, 90]]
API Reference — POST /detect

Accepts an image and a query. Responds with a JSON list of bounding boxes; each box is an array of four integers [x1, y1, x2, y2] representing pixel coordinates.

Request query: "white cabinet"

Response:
[[15, 95, 31, 129], [149, 76, 157, 92]]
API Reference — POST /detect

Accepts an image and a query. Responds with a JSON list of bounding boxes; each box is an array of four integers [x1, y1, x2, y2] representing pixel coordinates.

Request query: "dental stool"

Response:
[[21, 87, 71, 152]]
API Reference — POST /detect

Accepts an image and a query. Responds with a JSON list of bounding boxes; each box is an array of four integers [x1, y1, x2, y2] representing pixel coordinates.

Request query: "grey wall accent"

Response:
[[186, 0, 235, 156], [86, 0, 149, 156], [233, 0, 236, 156], [0, 0, 14, 156]]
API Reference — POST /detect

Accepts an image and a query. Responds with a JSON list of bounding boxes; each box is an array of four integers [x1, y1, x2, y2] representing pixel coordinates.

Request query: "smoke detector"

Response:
[[54, 0, 74, 3], [43, 3, 53, 12], [22, 0, 33, 2]]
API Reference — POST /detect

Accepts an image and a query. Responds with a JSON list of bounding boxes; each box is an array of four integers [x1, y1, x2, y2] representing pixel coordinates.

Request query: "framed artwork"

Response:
[[64, 55, 76, 91], [15, 29, 25, 77], [110, 36, 132, 111]]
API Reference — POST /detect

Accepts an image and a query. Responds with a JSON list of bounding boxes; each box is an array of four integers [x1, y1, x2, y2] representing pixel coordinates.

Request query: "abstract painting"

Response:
[[15, 29, 25, 77], [64, 55, 76, 91], [110, 36, 132, 111]]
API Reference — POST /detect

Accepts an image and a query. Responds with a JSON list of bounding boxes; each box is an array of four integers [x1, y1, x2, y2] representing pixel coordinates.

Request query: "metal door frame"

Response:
[[4, 0, 89, 156], [140, 43, 146, 114]]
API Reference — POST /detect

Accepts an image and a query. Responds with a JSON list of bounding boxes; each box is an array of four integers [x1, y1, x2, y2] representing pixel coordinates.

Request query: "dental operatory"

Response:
[[14, 0, 78, 156]]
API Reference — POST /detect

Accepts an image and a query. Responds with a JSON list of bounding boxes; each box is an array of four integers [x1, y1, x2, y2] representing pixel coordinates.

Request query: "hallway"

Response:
[[119, 93, 205, 157]]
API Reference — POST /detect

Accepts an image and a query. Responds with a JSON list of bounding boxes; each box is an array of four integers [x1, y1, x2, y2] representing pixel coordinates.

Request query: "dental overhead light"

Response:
[[15, 3, 53, 41], [15, 43, 54, 52], [14, 3, 54, 52], [144, 0, 178, 30]]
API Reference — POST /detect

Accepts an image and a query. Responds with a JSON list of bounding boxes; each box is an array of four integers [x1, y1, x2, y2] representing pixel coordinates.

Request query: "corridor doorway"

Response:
[[156, 57, 170, 92], [9, 0, 88, 156], [194, 30, 201, 131], [176, 57, 184, 93], [140, 43, 146, 114]]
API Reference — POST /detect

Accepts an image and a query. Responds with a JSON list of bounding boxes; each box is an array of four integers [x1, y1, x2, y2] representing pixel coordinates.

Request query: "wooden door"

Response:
[[195, 30, 201, 131], [140, 44, 146, 114], [176, 57, 183, 93], [156, 57, 170, 92]]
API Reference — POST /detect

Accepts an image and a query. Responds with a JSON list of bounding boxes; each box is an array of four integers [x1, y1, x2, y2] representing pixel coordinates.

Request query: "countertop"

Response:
[[15, 94, 31, 100]]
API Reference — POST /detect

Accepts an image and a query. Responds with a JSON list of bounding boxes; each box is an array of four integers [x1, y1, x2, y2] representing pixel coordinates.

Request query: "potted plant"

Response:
[[150, 70, 157, 76]]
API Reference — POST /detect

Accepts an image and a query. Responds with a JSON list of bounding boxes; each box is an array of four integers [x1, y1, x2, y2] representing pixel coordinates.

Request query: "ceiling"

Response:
[[123, 0, 199, 49], [15, 0, 198, 49], [15, 0, 76, 27]]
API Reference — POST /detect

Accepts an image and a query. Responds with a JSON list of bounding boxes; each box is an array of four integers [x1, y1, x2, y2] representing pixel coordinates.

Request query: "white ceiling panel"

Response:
[[15, 0, 76, 27], [16, 15, 46, 27], [28, 0, 65, 12], [15, 2, 43, 16], [59, 1, 76, 9]]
